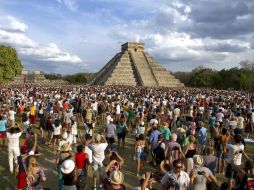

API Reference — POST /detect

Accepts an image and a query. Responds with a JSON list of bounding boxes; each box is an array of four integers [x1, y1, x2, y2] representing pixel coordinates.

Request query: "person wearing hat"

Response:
[[135, 121, 145, 141], [161, 159, 190, 190], [189, 155, 217, 190], [103, 170, 126, 190], [61, 159, 77, 190], [56, 143, 72, 190]]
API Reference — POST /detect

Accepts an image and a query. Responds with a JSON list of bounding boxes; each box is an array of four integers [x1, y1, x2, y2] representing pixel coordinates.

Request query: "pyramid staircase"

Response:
[[90, 42, 184, 88]]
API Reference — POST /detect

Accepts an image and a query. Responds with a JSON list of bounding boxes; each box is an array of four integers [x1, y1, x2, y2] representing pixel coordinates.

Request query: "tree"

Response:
[[239, 60, 254, 71], [63, 73, 87, 84], [0, 45, 23, 83]]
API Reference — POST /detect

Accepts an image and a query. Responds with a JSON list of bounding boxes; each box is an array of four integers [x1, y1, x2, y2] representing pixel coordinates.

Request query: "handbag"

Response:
[[123, 126, 129, 135]]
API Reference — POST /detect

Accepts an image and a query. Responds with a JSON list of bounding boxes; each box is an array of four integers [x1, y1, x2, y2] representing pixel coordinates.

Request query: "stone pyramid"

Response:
[[90, 42, 184, 87]]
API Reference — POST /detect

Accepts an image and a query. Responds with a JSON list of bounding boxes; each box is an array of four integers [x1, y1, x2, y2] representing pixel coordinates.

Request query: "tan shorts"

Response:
[[92, 162, 104, 176]]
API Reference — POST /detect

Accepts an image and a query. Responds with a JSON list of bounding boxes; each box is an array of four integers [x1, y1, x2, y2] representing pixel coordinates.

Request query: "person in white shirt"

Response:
[[161, 159, 190, 190], [8, 107, 16, 126], [71, 117, 78, 144], [216, 109, 224, 125], [6, 123, 23, 174], [84, 135, 93, 165], [51, 119, 62, 152], [116, 104, 121, 121], [84, 122, 94, 137], [90, 134, 108, 190], [225, 134, 248, 190], [105, 112, 112, 125], [91, 100, 98, 120], [105, 119, 116, 151]]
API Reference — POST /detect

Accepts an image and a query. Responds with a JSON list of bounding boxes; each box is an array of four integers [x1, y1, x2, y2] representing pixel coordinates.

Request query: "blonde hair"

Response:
[[27, 157, 38, 181], [188, 135, 196, 143]]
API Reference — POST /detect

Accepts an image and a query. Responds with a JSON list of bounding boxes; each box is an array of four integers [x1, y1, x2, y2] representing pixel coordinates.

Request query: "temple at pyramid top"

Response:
[[90, 42, 184, 87], [121, 42, 144, 52]]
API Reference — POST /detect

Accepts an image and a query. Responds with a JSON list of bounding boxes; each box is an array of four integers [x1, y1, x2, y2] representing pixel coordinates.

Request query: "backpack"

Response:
[[22, 113, 28, 122], [214, 139, 223, 151], [153, 143, 165, 163], [76, 175, 86, 190]]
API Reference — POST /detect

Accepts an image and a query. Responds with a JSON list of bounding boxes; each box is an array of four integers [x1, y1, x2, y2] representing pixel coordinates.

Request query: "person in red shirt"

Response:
[[75, 144, 88, 176], [75, 144, 88, 190], [63, 101, 69, 111]]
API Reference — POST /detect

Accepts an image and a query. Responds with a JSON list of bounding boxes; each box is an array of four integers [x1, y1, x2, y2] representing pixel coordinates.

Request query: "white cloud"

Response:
[[55, 0, 78, 11], [0, 16, 28, 33], [107, 1, 254, 72], [0, 15, 83, 66]]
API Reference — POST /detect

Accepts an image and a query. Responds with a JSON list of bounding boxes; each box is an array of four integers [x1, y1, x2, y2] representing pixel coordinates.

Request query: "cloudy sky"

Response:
[[0, 0, 254, 74]]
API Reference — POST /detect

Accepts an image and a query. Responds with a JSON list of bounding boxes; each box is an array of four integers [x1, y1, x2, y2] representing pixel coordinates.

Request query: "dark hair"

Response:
[[54, 119, 60, 127], [10, 127, 15, 134], [166, 176, 180, 190], [234, 134, 242, 144], [234, 128, 242, 135], [244, 159, 254, 171], [85, 134, 93, 141], [173, 159, 182, 168], [222, 128, 227, 135], [139, 134, 145, 141], [77, 145, 83, 153]]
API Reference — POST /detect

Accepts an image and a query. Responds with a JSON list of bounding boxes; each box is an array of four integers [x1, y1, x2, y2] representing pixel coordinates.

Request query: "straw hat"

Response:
[[109, 170, 124, 185], [193, 155, 204, 167], [61, 159, 75, 174]]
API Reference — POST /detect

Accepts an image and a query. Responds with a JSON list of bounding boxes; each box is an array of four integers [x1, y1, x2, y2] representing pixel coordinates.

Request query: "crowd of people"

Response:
[[0, 85, 254, 190]]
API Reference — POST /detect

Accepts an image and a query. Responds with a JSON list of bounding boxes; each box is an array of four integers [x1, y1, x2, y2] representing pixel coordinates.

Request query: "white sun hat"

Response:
[[61, 159, 75, 174]]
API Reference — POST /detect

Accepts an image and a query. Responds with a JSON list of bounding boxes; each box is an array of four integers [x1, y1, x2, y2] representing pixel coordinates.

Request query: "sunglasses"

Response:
[[175, 165, 182, 169]]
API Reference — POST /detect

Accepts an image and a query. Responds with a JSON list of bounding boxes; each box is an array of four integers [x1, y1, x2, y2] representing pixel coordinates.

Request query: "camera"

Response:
[[197, 171, 205, 175]]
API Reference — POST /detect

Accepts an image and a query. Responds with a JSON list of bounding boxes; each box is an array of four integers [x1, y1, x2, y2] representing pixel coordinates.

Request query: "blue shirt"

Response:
[[149, 130, 161, 149], [198, 127, 207, 145], [0, 120, 7, 131]]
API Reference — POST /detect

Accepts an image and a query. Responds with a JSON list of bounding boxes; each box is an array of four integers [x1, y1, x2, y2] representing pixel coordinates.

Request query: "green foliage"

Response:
[[44, 73, 62, 80], [191, 68, 216, 87], [63, 73, 87, 84], [0, 45, 23, 83], [173, 64, 254, 91]]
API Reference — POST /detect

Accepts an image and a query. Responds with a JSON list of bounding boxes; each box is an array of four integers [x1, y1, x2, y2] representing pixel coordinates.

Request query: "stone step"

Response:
[[105, 81, 137, 86], [107, 77, 136, 82]]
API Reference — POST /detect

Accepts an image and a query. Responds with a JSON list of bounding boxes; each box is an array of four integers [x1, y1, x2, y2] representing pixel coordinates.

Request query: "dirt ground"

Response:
[[0, 124, 159, 190]]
